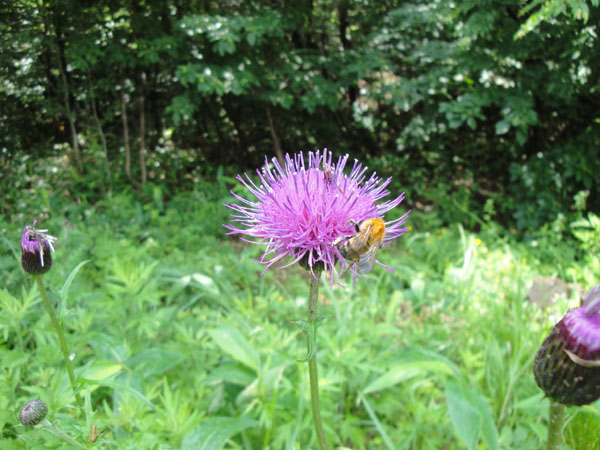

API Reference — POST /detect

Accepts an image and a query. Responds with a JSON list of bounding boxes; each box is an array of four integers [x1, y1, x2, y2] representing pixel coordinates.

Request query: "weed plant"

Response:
[[1, 179, 600, 449]]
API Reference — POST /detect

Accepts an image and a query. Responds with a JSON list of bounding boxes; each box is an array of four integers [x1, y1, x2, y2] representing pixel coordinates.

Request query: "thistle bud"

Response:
[[21, 222, 57, 275], [19, 399, 48, 426], [533, 282, 600, 405]]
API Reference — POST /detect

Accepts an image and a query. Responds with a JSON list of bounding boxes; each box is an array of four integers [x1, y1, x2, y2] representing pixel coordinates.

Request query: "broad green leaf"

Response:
[[127, 348, 185, 378], [446, 380, 481, 450], [182, 416, 256, 450], [208, 326, 259, 371], [78, 360, 123, 381], [446, 379, 499, 450], [206, 364, 255, 386], [177, 272, 220, 297], [495, 120, 510, 135], [472, 386, 500, 450], [81, 379, 154, 410], [362, 360, 454, 394]]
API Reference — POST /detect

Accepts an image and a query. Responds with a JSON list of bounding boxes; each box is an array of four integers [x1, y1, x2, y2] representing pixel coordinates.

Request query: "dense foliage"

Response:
[[3, 1, 600, 448], [2, 0, 600, 228], [2, 183, 600, 448]]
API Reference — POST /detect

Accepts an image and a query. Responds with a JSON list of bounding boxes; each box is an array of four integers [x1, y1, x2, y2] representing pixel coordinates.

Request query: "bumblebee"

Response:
[[333, 218, 386, 274]]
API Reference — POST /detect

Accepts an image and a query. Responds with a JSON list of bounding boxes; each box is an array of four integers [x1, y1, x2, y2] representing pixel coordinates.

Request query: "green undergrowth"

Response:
[[1, 188, 600, 449]]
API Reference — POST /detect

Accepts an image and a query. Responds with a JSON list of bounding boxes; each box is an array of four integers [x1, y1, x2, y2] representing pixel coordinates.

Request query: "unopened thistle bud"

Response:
[[533, 282, 600, 405], [21, 222, 57, 275], [19, 399, 48, 426]]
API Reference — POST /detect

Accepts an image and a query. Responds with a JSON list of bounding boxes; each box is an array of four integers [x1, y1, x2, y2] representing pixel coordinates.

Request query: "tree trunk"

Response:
[[266, 104, 285, 165], [139, 72, 147, 187], [55, 24, 82, 171], [39, 0, 82, 171], [223, 96, 250, 157], [202, 99, 226, 147], [337, 0, 357, 104], [88, 73, 112, 184], [120, 78, 132, 182]]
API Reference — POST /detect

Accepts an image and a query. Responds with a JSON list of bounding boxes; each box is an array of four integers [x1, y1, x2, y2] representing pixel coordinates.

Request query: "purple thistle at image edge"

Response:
[[224, 148, 410, 285], [533, 281, 600, 405], [21, 221, 57, 275]]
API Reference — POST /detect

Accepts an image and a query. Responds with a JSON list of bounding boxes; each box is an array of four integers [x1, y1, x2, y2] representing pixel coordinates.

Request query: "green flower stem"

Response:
[[306, 272, 330, 450], [546, 401, 565, 450], [40, 419, 86, 449], [34, 275, 81, 407]]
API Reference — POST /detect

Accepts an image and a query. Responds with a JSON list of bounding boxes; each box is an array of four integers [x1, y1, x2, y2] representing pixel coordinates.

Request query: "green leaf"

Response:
[[81, 378, 155, 410], [516, 129, 527, 146], [127, 348, 185, 378], [182, 416, 257, 450], [179, 272, 221, 297], [208, 325, 260, 371], [0, 348, 29, 369], [206, 364, 255, 386], [446, 380, 481, 450], [58, 260, 89, 316], [59, 260, 90, 298], [294, 316, 328, 363], [362, 360, 454, 394], [495, 120, 510, 135], [78, 360, 123, 381], [445, 379, 499, 450], [358, 393, 396, 450], [565, 410, 600, 449]]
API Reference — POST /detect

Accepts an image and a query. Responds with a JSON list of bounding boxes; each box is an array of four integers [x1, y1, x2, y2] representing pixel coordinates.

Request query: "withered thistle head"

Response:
[[21, 221, 57, 275], [534, 282, 600, 405]]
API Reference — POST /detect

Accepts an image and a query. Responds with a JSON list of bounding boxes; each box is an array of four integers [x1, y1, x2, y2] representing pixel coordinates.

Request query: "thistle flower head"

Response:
[[224, 149, 410, 285], [21, 221, 57, 275], [534, 281, 600, 405], [19, 399, 48, 426]]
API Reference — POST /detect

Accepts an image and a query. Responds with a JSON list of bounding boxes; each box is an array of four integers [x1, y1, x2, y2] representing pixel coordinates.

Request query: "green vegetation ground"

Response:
[[2, 178, 600, 449]]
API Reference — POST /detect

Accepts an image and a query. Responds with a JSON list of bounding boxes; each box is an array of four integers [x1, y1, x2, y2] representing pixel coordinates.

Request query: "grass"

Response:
[[1, 185, 600, 449]]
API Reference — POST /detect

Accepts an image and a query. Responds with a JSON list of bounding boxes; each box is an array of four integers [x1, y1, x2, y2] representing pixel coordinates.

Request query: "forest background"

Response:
[[3, 0, 600, 449]]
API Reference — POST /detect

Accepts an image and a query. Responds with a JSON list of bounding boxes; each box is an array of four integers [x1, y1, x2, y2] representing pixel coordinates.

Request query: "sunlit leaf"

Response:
[[182, 416, 256, 450], [208, 325, 260, 371]]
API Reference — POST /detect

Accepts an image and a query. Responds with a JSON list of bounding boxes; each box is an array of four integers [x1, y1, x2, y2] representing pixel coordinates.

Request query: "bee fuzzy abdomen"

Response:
[[334, 217, 387, 275], [362, 218, 386, 245]]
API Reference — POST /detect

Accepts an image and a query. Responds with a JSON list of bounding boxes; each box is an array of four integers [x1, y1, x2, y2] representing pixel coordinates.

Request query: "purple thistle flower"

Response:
[[224, 149, 410, 285], [21, 221, 57, 275], [533, 281, 600, 405]]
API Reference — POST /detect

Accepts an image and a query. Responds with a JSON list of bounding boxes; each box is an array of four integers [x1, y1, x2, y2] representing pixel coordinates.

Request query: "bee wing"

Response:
[[357, 242, 380, 274], [353, 222, 373, 247], [335, 221, 370, 249]]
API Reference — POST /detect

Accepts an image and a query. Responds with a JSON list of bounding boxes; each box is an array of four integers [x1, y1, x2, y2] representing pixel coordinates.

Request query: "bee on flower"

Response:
[[333, 218, 386, 275], [225, 149, 410, 284]]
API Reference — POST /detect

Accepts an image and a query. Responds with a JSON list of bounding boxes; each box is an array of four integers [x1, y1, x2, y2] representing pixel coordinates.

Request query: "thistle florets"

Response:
[[21, 222, 57, 275], [533, 282, 600, 405]]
